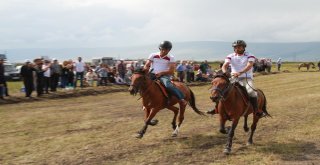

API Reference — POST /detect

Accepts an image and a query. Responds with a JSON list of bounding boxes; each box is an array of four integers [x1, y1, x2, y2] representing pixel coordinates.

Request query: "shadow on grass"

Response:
[[163, 134, 227, 150], [257, 140, 320, 161]]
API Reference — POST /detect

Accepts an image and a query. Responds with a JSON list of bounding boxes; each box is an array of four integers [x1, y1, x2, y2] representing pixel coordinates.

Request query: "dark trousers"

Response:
[[23, 79, 34, 97], [177, 71, 185, 82], [75, 72, 84, 88], [100, 77, 108, 86], [3, 81, 9, 96], [43, 77, 50, 93], [190, 72, 195, 81], [37, 77, 44, 96], [186, 72, 191, 83], [50, 73, 60, 91]]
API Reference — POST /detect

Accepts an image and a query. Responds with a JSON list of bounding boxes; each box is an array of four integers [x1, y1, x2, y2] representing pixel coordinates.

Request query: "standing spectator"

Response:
[[185, 61, 192, 83], [189, 62, 195, 82], [117, 60, 126, 81], [67, 62, 75, 88], [199, 60, 209, 75], [20, 60, 36, 98], [74, 57, 86, 88], [50, 58, 61, 91], [0, 58, 5, 99], [61, 61, 70, 88], [85, 69, 98, 86], [42, 60, 51, 94], [34, 58, 45, 97], [176, 60, 186, 82], [277, 58, 282, 71], [97, 64, 109, 86]]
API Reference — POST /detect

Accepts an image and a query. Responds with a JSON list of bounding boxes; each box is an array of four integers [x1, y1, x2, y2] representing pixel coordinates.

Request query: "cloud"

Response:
[[0, 0, 320, 49]]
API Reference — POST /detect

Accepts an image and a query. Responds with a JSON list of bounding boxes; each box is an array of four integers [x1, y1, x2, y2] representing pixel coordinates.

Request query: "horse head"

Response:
[[128, 68, 148, 95], [210, 73, 231, 102]]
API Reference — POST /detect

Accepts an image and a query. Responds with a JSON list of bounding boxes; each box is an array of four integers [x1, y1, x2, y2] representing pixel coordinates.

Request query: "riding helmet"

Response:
[[159, 41, 172, 50], [232, 40, 247, 48]]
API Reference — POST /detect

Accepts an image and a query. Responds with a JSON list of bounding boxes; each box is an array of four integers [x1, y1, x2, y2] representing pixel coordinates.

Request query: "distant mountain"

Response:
[[3, 41, 320, 63]]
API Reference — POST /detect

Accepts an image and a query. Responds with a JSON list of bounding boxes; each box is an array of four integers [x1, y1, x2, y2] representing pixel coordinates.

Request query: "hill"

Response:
[[3, 41, 320, 62]]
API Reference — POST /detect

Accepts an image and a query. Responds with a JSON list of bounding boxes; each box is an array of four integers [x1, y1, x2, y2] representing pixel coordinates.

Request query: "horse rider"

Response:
[[207, 40, 266, 118], [143, 40, 188, 106]]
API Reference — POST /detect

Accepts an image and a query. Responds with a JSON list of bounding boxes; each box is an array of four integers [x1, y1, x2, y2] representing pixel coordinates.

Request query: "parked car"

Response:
[[4, 63, 21, 81]]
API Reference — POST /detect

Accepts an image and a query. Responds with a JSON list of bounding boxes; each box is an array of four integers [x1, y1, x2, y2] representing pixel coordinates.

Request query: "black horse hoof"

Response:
[[219, 129, 228, 134], [244, 127, 249, 132], [135, 133, 144, 139], [223, 148, 231, 155]]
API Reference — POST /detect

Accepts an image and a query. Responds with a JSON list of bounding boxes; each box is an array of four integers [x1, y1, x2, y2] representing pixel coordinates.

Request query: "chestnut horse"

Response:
[[128, 69, 205, 138], [210, 74, 271, 154], [298, 62, 315, 71]]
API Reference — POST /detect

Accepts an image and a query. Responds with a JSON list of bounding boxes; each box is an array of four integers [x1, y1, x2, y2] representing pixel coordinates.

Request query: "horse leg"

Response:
[[136, 108, 159, 138], [219, 115, 228, 134], [247, 115, 260, 145], [167, 106, 179, 130], [172, 104, 186, 137], [224, 118, 239, 155], [243, 115, 249, 132]]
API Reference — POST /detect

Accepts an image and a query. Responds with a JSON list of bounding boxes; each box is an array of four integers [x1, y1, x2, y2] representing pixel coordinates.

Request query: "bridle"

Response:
[[210, 75, 232, 101]]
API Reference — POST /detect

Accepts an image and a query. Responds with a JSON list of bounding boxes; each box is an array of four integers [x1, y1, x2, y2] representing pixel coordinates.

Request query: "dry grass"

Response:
[[1, 71, 320, 164]]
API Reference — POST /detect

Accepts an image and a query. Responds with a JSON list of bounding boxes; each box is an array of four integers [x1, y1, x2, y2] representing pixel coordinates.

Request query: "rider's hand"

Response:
[[155, 73, 162, 78], [232, 72, 241, 77]]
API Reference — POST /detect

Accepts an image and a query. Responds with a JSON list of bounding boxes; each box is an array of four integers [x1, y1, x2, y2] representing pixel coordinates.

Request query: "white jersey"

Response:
[[225, 52, 255, 79], [74, 61, 86, 72], [148, 52, 175, 74]]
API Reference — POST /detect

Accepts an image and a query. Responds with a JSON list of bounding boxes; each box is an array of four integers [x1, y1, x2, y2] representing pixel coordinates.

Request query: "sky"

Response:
[[0, 0, 320, 51]]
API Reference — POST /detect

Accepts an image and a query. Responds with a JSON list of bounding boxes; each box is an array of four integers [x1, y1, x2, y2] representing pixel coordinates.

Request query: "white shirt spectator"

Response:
[[42, 64, 51, 77], [74, 61, 86, 72]]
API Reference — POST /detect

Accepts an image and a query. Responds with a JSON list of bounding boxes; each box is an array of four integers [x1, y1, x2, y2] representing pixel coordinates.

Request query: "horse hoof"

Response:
[[223, 148, 231, 155], [244, 127, 249, 132], [247, 141, 253, 146], [135, 133, 143, 139], [149, 119, 159, 126], [219, 129, 227, 134]]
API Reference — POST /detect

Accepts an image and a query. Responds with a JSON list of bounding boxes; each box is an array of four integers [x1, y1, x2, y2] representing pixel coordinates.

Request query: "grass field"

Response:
[[0, 63, 320, 164]]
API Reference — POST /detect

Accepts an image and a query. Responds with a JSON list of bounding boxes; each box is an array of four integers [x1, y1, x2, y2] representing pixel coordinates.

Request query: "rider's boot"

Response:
[[250, 97, 266, 118]]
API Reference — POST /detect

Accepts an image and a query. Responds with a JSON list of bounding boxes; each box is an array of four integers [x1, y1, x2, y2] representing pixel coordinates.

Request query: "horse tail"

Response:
[[188, 88, 205, 116], [258, 89, 272, 117]]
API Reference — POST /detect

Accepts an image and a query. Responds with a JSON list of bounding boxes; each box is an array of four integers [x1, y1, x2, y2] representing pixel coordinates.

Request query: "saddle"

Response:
[[154, 80, 170, 98]]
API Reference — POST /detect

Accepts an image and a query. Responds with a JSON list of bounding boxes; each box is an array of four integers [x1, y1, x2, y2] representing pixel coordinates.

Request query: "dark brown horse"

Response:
[[298, 62, 315, 71], [128, 69, 204, 138], [210, 74, 271, 154]]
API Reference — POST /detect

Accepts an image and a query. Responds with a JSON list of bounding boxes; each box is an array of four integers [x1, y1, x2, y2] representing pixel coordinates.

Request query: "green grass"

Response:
[[1, 70, 320, 164]]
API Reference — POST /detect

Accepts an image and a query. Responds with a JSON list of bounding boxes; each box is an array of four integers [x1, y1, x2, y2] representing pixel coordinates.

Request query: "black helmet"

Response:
[[159, 41, 172, 50], [232, 40, 247, 48]]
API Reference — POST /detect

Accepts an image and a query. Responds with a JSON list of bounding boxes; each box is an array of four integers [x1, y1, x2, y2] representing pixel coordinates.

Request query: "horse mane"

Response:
[[134, 68, 147, 74], [213, 73, 230, 83]]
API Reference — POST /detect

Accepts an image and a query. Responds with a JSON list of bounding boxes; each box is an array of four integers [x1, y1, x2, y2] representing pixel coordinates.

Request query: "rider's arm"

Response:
[[143, 60, 152, 72], [156, 63, 175, 77], [233, 61, 254, 77], [239, 61, 254, 74], [222, 62, 230, 73]]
